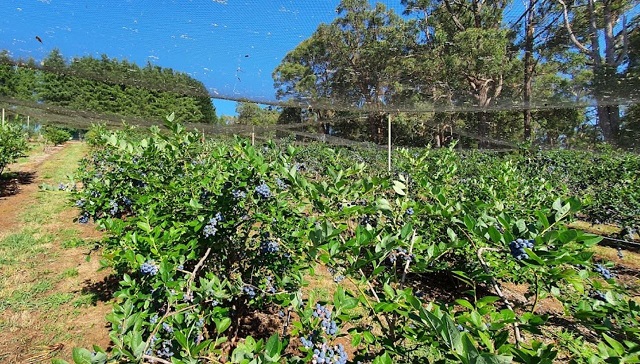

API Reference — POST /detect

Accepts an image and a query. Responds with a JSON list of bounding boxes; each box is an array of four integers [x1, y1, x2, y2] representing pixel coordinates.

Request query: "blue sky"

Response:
[[3, 1, 631, 116], [0, 0, 356, 115]]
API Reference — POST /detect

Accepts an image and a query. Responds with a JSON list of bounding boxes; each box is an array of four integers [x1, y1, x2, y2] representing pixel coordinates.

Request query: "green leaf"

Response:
[[602, 333, 625, 356], [455, 299, 475, 311], [216, 317, 232, 334], [488, 226, 502, 243], [71, 348, 93, 364], [174, 330, 189, 350], [136, 221, 152, 233], [392, 181, 406, 196], [363, 330, 376, 344], [376, 198, 392, 212], [383, 283, 395, 300], [264, 334, 281, 359], [372, 352, 393, 364]]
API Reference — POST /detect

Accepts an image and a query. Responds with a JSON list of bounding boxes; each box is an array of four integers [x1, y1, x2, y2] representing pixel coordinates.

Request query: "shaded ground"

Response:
[[0, 142, 113, 363]]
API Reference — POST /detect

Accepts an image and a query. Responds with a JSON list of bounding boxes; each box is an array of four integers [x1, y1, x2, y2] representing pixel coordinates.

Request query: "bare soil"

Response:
[[0, 143, 113, 363]]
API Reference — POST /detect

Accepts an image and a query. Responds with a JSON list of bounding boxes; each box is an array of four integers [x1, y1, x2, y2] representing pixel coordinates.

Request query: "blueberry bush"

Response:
[[57, 116, 639, 363], [0, 120, 29, 175]]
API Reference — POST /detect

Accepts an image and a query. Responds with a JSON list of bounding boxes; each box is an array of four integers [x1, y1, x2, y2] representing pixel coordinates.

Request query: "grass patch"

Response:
[[0, 279, 55, 311], [41, 292, 75, 309], [15, 142, 48, 164], [73, 293, 99, 308], [62, 268, 79, 278], [62, 237, 92, 249], [0, 230, 43, 267], [39, 142, 87, 184]]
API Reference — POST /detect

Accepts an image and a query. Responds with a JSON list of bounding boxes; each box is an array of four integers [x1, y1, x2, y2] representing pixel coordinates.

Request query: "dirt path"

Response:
[[0, 144, 65, 232], [0, 142, 113, 363]]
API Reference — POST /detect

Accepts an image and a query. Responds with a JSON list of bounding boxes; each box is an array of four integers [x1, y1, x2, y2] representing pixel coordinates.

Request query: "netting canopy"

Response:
[[1, 0, 639, 149]]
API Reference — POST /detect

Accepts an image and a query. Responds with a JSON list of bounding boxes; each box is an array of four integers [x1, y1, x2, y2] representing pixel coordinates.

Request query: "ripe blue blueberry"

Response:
[[255, 182, 271, 199], [140, 261, 159, 276]]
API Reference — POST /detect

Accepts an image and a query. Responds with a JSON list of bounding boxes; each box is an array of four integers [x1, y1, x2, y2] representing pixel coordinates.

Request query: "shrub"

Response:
[[0, 122, 29, 175], [43, 125, 72, 146]]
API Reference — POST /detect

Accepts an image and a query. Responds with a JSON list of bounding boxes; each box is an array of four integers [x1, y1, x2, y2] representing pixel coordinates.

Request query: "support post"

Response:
[[251, 126, 255, 146], [2, 108, 4, 127], [27, 115, 30, 129], [388, 113, 392, 173]]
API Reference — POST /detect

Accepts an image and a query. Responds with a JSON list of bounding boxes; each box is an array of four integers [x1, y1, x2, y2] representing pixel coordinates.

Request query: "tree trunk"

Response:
[[558, 0, 623, 145], [597, 104, 620, 142]]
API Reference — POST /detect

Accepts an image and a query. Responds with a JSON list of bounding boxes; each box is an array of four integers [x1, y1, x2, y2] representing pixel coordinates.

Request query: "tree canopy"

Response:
[[0, 49, 218, 124], [272, 0, 640, 149]]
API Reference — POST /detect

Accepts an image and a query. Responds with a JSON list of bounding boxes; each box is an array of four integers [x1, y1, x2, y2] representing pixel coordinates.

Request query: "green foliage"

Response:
[[236, 102, 279, 125], [43, 125, 72, 146], [64, 121, 640, 363], [1, 49, 218, 124], [0, 121, 29, 175]]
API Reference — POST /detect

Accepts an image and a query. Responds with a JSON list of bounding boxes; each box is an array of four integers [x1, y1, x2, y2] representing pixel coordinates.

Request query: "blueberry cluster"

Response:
[[292, 162, 306, 172], [312, 342, 348, 364], [260, 239, 280, 254], [203, 213, 223, 238], [255, 182, 271, 199], [109, 199, 119, 216], [509, 238, 534, 260], [145, 334, 159, 356], [313, 304, 338, 336], [75, 199, 85, 208], [405, 208, 414, 216], [265, 276, 276, 294], [162, 322, 173, 333], [388, 248, 414, 264], [276, 178, 288, 190], [156, 340, 174, 359], [140, 261, 159, 276], [591, 290, 607, 302], [78, 213, 90, 224], [243, 285, 256, 298], [594, 264, 614, 280], [337, 199, 368, 211], [122, 197, 132, 207], [360, 215, 377, 227], [232, 189, 247, 199], [327, 267, 345, 283]]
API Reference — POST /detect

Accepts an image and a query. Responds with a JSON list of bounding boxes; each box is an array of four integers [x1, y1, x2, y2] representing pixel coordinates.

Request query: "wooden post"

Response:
[[27, 115, 30, 130], [251, 126, 255, 146], [388, 113, 392, 173], [2, 108, 4, 127]]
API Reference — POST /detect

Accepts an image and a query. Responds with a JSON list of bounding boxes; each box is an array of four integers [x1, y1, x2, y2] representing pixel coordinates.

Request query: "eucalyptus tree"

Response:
[[555, 0, 637, 144], [273, 0, 418, 143], [402, 0, 520, 146]]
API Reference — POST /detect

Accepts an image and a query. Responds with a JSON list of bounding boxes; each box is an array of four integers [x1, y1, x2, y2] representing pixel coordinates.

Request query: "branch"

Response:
[[444, 0, 466, 32], [185, 247, 212, 298], [401, 231, 417, 284], [614, 15, 629, 67], [142, 354, 173, 364], [556, 0, 591, 55], [477, 247, 523, 345]]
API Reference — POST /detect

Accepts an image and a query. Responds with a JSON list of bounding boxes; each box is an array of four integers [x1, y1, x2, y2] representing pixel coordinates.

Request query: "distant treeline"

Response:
[[0, 49, 218, 124]]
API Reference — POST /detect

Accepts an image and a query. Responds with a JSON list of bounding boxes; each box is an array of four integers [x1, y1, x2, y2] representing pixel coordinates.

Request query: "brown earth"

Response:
[[0, 143, 113, 363]]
